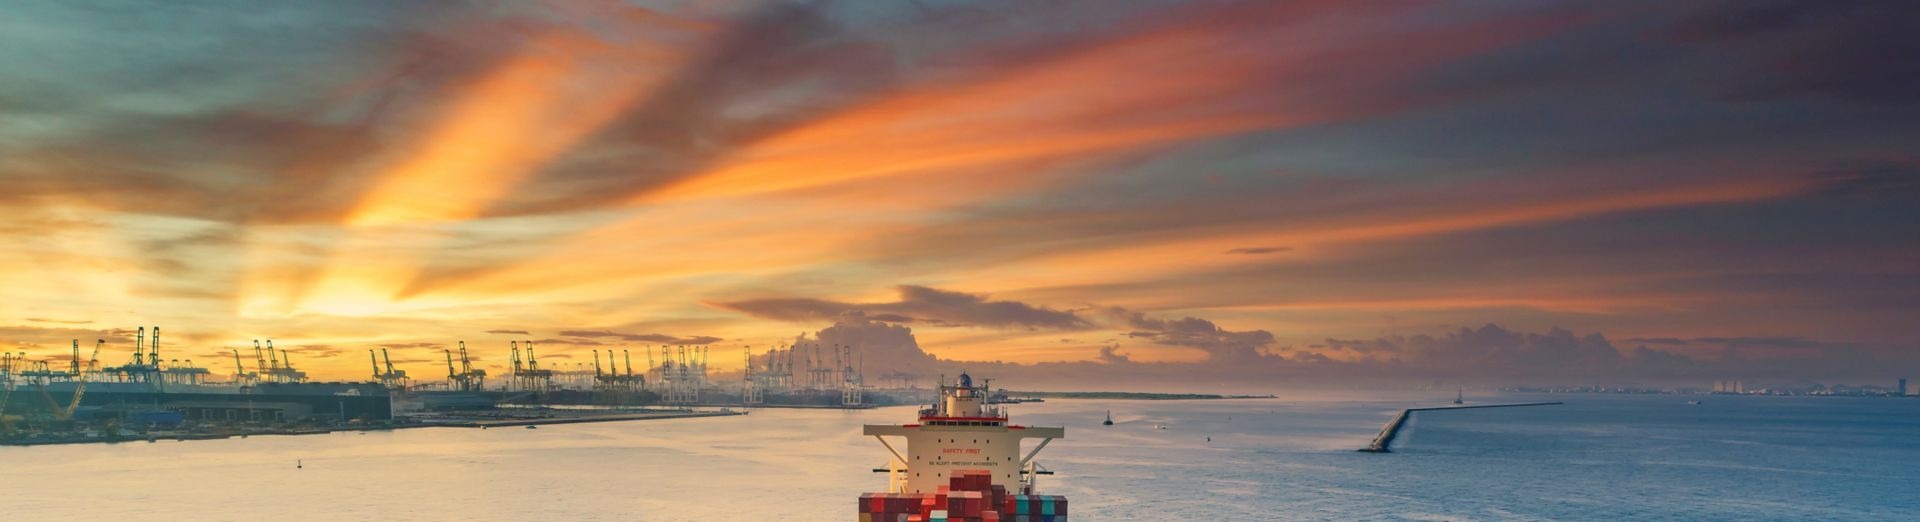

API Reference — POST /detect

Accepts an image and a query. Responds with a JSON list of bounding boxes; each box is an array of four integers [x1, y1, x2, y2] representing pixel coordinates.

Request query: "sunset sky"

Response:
[[2, 1, 1916, 388]]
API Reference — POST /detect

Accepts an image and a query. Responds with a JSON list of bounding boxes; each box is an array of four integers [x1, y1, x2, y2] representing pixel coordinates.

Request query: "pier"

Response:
[[1357, 402, 1562, 453]]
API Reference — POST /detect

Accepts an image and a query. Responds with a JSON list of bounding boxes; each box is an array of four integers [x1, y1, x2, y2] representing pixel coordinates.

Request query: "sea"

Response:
[[2, 392, 1916, 520]]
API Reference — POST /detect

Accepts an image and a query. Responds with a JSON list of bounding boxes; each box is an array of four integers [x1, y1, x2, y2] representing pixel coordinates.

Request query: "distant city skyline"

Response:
[[2, 1, 1917, 388]]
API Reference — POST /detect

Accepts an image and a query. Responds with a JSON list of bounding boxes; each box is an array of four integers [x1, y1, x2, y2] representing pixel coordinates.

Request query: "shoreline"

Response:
[[0, 409, 746, 447]]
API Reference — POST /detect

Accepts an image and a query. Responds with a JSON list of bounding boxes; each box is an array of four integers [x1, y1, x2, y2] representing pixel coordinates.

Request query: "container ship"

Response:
[[861, 373, 1068, 521]]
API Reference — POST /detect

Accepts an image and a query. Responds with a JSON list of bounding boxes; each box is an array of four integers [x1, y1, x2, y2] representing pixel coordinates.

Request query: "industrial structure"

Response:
[[508, 341, 555, 395], [445, 342, 487, 392], [2, 325, 920, 444], [653, 345, 708, 404], [371, 348, 410, 390], [1, 327, 391, 434], [590, 349, 645, 404], [252, 339, 307, 384], [740, 343, 869, 407]]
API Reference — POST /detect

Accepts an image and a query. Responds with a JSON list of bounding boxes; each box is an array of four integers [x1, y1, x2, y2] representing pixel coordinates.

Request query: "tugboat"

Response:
[[861, 373, 1069, 520], [1102, 410, 1113, 426]]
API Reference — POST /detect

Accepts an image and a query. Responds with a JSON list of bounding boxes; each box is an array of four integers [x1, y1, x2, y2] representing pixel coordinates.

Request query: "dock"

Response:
[[1356, 402, 1562, 453]]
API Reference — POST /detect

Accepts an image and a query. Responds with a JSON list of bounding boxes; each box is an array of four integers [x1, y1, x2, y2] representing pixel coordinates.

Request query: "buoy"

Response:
[[297, 459, 303, 469]]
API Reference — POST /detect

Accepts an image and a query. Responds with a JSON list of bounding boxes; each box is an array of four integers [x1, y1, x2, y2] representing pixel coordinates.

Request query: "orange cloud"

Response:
[[960, 176, 1820, 289], [636, 2, 1574, 206], [346, 31, 676, 226]]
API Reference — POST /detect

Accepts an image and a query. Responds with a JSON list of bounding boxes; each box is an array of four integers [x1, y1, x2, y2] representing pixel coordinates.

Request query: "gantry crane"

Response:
[[371, 348, 409, 389], [231, 349, 255, 385], [444, 341, 486, 392]]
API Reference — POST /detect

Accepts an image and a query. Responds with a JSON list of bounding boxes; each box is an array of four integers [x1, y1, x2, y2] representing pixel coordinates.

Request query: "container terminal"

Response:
[[0, 326, 934, 445]]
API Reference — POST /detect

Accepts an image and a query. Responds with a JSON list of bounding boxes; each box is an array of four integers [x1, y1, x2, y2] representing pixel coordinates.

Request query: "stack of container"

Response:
[[858, 470, 1069, 522]]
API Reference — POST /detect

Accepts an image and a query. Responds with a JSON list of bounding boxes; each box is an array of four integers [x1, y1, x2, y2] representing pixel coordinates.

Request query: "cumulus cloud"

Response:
[[1107, 308, 1276, 362], [1320, 338, 1402, 354], [1623, 337, 1689, 345], [789, 316, 939, 383], [761, 317, 1845, 390], [714, 285, 1091, 330]]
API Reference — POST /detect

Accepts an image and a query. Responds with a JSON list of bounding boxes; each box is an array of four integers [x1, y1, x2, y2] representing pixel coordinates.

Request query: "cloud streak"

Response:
[[715, 286, 1090, 330]]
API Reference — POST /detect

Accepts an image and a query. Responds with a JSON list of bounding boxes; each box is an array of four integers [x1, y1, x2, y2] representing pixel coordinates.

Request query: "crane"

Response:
[[89, 339, 103, 372], [55, 339, 104, 420], [231, 349, 252, 385], [253, 340, 270, 382], [454, 341, 484, 391]]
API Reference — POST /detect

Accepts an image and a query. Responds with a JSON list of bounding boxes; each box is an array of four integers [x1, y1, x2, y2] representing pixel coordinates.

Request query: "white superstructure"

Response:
[[865, 373, 1064, 494]]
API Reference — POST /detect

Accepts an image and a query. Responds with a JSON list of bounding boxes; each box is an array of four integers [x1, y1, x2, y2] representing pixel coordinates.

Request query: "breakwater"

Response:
[[1357, 402, 1563, 453]]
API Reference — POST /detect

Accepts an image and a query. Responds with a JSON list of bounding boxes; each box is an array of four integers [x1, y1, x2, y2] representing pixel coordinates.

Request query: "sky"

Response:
[[2, 0, 1917, 390]]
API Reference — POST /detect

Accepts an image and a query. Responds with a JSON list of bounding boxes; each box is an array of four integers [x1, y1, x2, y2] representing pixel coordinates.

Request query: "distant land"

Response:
[[1003, 391, 1276, 400]]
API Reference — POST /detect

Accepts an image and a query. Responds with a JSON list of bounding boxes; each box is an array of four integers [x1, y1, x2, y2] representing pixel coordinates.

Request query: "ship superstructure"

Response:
[[861, 373, 1069, 520]]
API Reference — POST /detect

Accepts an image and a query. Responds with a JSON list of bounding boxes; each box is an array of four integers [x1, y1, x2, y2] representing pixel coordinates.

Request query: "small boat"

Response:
[[1103, 410, 1114, 426], [1453, 388, 1464, 405], [1687, 400, 1702, 405]]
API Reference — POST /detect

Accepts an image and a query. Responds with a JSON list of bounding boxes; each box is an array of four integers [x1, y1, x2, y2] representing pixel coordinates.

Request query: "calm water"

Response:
[[2, 392, 1916, 520]]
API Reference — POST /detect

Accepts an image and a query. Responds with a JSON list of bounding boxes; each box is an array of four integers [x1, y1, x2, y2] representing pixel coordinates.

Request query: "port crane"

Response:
[[371, 348, 409, 389], [444, 341, 486, 392], [53, 339, 102, 420], [231, 349, 256, 385], [509, 341, 554, 394]]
